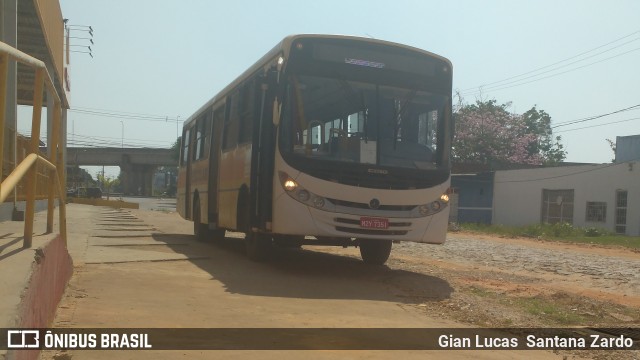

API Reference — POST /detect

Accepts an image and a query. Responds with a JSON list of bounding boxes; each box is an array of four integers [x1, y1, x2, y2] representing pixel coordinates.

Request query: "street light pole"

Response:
[[120, 120, 124, 148]]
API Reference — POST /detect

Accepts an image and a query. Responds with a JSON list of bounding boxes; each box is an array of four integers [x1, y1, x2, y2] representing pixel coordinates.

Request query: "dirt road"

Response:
[[39, 204, 640, 359]]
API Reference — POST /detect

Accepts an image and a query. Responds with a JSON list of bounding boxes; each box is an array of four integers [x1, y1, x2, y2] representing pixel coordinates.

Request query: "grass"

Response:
[[510, 296, 586, 325], [465, 286, 637, 327], [457, 222, 640, 249]]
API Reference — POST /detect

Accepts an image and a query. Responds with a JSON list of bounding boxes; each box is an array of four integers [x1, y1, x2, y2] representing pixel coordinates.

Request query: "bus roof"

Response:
[[183, 34, 452, 127]]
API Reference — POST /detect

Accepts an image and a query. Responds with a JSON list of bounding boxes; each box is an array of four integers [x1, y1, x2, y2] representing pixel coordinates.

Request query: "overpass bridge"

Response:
[[67, 147, 178, 196]]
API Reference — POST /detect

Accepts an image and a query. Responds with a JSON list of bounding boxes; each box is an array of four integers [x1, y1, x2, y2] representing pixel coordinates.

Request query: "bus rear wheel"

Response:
[[193, 197, 209, 242], [245, 232, 272, 262], [359, 239, 392, 265]]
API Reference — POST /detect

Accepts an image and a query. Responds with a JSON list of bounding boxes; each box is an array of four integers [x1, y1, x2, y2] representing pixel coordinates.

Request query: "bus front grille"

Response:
[[328, 198, 416, 212], [334, 226, 409, 236]]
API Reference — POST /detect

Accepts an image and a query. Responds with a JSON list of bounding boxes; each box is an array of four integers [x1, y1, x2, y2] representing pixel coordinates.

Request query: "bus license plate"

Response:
[[360, 217, 389, 229]]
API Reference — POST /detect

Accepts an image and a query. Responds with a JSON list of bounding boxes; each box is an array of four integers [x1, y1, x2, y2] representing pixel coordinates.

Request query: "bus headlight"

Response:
[[279, 172, 299, 192], [415, 192, 451, 217], [312, 196, 325, 208], [298, 190, 310, 202], [279, 171, 329, 211], [284, 180, 298, 192]]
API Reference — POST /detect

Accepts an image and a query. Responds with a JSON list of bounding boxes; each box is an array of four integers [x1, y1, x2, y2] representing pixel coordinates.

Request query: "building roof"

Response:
[[15, 0, 68, 107]]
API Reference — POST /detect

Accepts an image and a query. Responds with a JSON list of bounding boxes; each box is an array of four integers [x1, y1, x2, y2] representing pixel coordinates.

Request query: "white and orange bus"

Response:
[[177, 34, 453, 265]]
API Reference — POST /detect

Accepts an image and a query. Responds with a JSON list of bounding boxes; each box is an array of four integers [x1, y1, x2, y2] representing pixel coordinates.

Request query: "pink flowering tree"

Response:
[[453, 100, 565, 165]]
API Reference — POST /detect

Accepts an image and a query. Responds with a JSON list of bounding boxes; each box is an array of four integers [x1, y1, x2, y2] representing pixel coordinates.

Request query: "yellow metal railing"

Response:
[[0, 41, 67, 248]]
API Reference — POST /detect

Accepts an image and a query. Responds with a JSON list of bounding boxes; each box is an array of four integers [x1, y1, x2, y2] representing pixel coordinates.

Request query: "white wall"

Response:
[[493, 162, 640, 235]]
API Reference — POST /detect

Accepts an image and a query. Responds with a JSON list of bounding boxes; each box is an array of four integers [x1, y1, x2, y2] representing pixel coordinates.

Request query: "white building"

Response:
[[616, 134, 640, 163], [493, 161, 639, 236]]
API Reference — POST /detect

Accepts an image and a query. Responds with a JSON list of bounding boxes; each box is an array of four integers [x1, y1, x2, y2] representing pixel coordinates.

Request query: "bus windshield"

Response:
[[281, 74, 448, 170]]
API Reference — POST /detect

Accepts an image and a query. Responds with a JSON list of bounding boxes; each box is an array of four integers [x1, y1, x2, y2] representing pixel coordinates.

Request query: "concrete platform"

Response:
[[0, 206, 73, 360], [1, 202, 202, 360]]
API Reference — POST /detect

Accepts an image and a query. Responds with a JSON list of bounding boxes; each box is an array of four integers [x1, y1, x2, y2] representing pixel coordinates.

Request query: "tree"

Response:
[[521, 106, 566, 165], [453, 100, 539, 165], [171, 136, 181, 162], [606, 138, 616, 163], [97, 174, 120, 200], [452, 100, 566, 165]]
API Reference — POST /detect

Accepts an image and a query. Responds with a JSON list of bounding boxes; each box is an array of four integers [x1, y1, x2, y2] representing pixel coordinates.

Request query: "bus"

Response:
[[177, 34, 453, 265]]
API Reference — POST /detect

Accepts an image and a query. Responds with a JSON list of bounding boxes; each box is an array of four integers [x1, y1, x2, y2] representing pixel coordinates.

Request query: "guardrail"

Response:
[[0, 41, 67, 248]]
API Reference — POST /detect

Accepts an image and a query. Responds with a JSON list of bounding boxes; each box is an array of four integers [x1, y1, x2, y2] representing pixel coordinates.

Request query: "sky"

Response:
[[24, 0, 640, 178]]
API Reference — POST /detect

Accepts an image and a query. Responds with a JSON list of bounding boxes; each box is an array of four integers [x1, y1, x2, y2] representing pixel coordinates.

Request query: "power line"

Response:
[[554, 116, 640, 133], [552, 104, 640, 128], [69, 107, 182, 123], [460, 29, 640, 93], [18, 129, 173, 148], [72, 132, 170, 146], [460, 30, 640, 97], [461, 46, 640, 97]]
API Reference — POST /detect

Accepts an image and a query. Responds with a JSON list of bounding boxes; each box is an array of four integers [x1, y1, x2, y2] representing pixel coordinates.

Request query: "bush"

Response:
[[584, 227, 605, 237], [521, 224, 545, 238], [548, 222, 579, 237]]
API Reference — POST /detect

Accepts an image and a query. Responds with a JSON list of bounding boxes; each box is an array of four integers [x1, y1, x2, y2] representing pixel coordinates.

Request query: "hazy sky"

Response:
[[30, 0, 640, 177]]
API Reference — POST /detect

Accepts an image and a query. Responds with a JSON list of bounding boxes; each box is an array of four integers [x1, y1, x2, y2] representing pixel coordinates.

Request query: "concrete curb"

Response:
[[68, 198, 139, 209]]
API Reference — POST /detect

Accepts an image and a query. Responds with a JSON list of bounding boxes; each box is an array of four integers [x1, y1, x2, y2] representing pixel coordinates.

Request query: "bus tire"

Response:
[[245, 232, 272, 262], [359, 239, 392, 265], [236, 186, 250, 232], [273, 235, 303, 248], [193, 197, 209, 242]]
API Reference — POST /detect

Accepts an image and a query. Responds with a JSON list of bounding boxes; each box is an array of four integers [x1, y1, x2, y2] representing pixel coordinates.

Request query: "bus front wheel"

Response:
[[359, 239, 392, 265], [246, 232, 272, 262]]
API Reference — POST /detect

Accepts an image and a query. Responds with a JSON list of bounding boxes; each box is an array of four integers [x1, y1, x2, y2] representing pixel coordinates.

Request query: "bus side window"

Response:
[[182, 128, 190, 164], [238, 81, 255, 144], [223, 92, 240, 150], [212, 106, 224, 149], [194, 118, 203, 161], [194, 112, 210, 161], [202, 109, 212, 159]]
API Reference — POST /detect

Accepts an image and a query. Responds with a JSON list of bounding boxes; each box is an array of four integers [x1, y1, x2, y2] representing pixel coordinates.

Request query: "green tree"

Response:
[[521, 106, 567, 165], [97, 174, 120, 200], [171, 136, 181, 162]]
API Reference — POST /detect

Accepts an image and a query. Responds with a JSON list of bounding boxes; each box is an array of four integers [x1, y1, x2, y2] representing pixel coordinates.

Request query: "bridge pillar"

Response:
[[120, 158, 156, 196]]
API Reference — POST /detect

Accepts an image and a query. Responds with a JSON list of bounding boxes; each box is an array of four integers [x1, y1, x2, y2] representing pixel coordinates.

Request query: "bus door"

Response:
[[208, 105, 224, 226], [251, 75, 276, 230], [183, 127, 192, 218]]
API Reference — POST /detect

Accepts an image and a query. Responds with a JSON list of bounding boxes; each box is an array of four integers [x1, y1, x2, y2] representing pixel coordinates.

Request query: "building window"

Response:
[[585, 202, 606, 222], [541, 189, 574, 224], [615, 190, 628, 234]]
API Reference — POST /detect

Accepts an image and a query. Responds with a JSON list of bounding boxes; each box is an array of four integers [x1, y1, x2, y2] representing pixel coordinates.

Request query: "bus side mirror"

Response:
[[266, 68, 283, 126]]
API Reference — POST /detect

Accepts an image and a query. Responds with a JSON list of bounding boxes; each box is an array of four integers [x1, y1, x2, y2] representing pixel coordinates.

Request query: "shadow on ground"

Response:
[[149, 232, 454, 304]]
